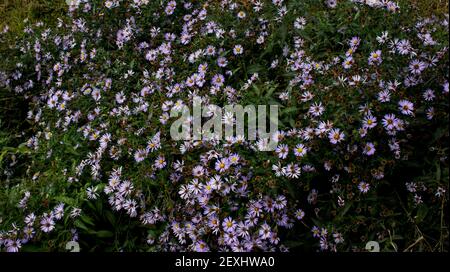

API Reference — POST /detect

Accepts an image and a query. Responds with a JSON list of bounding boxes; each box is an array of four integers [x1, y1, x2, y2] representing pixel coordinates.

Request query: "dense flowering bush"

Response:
[[0, 0, 448, 252]]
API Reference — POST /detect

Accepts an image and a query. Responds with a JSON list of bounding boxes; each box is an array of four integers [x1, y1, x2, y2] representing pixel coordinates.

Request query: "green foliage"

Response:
[[0, 0, 448, 252]]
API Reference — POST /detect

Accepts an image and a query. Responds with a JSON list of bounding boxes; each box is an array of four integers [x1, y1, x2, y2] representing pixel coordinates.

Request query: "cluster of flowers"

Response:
[[0, 0, 448, 252]]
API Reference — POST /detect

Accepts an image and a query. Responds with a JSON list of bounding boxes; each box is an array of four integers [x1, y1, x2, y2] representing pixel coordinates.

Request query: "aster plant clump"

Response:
[[0, 0, 448, 252]]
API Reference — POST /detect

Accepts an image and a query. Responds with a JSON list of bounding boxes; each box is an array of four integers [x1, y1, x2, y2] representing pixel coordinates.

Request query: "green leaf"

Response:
[[436, 162, 441, 182], [74, 219, 89, 231], [105, 211, 116, 226], [54, 196, 76, 206], [282, 107, 298, 114], [80, 215, 96, 226], [415, 205, 429, 223], [339, 202, 353, 218], [247, 64, 264, 75], [95, 230, 114, 238]]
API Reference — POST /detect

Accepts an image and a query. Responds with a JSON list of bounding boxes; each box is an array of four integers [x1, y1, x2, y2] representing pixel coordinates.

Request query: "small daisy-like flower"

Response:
[[376, 31, 389, 44], [6, 239, 22, 252], [272, 162, 285, 177], [215, 158, 230, 172], [275, 144, 289, 159], [70, 208, 82, 218], [414, 194, 423, 205], [422, 89, 435, 101], [358, 181, 370, 193], [294, 209, 305, 220], [443, 81, 449, 94], [342, 56, 354, 69], [311, 226, 320, 238], [86, 186, 99, 200], [47, 95, 58, 108], [134, 148, 147, 163], [194, 240, 210, 252], [398, 100, 414, 115], [198, 63, 208, 74], [274, 195, 287, 209], [237, 11, 246, 19], [259, 223, 272, 239], [222, 111, 234, 126], [154, 155, 166, 169], [378, 90, 391, 102], [229, 153, 240, 165], [118, 180, 134, 196], [363, 115, 377, 129], [217, 56, 228, 67], [165, 0, 177, 15], [205, 45, 216, 56], [396, 39, 411, 55], [105, 1, 115, 9], [349, 36, 361, 48], [233, 44, 243, 55], [328, 128, 345, 144], [40, 215, 55, 233], [368, 50, 382, 65], [435, 187, 446, 198], [222, 217, 237, 233], [409, 59, 427, 75], [333, 232, 344, 244], [382, 113, 398, 130], [363, 142, 376, 156], [53, 62, 62, 72], [123, 199, 138, 217], [192, 165, 205, 177], [208, 216, 220, 234], [115, 91, 126, 104], [24, 213, 36, 226], [211, 74, 225, 87], [294, 143, 308, 157], [294, 17, 307, 29], [326, 0, 337, 8], [91, 88, 101, 101], [53, 203, 65, 220], [309, 102, 325, 117], [426, 107, 435, 120]]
